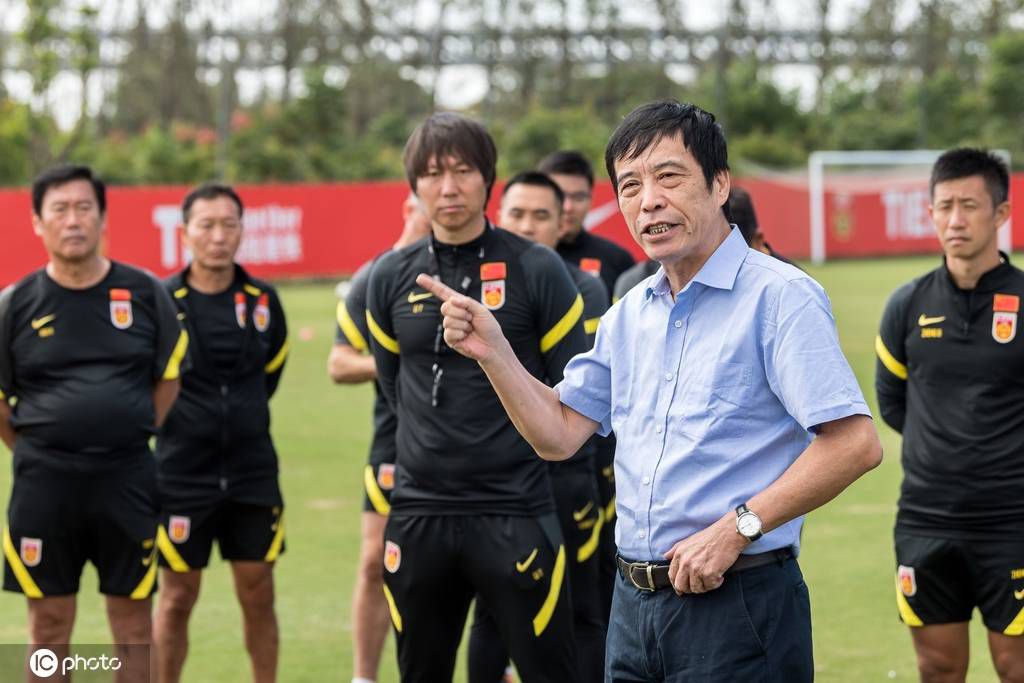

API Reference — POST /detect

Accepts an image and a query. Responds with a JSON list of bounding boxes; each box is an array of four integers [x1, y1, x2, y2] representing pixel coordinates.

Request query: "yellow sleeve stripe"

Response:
[[2, 527, 43, 598], [265, 339, 290, 374], [584, 317, 600, 335], [540, 294, 583, 353], [875, 335, 908, 380], [173, 287, 188, 299], [338, 302, 368, 352], [264, 513, 286, 562], [364, 465, 391, 515], [244, 284, 262, 297], [576, 508, 604, 563], [161, 330, 190, 381], [1004, 606, 1024, 636], [895, 574, 923, 627], [532, 544, 566, 636], [604, 496, 616, 522], [382, 584, 403, 633], [157, 526, 191, 573], [129, 550, 159, 599], [366, 310, 399, 354]]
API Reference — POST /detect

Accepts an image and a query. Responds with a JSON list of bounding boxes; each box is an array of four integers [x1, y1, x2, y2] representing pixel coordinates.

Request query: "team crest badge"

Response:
[[384, 540, 401, 573], [993, 312, 1017, 344], [254, 294, 270, 332], [235, 292, 247, 328], [377, 463, 395, 491], [109, 289, 133, 329], [898, 565, 917, 597], [20, 537, 41, 567], [580, 258, 602, 278], [482, 280, 506, 311], [168, 516, 191, 544]]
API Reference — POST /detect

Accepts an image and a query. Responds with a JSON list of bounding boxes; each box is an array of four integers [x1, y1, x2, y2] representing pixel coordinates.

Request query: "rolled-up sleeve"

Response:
[[764, 277, 871, 432], [555, 309, 614, 436]]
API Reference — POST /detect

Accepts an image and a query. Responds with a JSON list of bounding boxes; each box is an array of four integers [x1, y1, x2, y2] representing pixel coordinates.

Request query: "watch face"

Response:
[[738, 513, 761, 537]]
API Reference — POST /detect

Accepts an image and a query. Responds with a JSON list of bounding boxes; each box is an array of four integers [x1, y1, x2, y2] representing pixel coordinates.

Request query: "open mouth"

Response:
[[642, 223, 677, 237]]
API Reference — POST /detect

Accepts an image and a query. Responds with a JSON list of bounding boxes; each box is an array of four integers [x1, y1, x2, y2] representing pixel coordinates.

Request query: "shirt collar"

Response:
[[644, 226, 747, 302]]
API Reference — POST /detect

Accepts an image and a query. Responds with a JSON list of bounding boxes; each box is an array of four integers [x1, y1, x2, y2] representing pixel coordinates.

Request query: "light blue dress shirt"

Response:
[[556, 227, 870, 561]]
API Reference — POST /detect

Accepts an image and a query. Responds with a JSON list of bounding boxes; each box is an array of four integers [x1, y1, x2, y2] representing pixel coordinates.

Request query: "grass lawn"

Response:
[[0, 254, 1009, 681]]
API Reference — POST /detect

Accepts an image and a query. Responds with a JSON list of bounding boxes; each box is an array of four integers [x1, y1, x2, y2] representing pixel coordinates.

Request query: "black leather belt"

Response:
[[616, 547, 794, 592]]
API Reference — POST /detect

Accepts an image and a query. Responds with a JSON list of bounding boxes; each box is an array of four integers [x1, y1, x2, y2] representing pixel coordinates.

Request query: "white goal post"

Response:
[[808, 150, 1013, 264]]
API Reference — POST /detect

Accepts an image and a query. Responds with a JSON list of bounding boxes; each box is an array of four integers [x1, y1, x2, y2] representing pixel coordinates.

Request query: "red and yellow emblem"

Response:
[[384, 540, 401, 574], [482, 280, 506, 311], [235, 292, 247, 328], [168, 516, 191, 544], [580, 258, 602, 278], [993, 311, 1017, 344], [377, 463, 396, 491], [897, 564, 916, 597], [20, 537, 42, 567], [254, 294, 270, 332], [109, 289, 133, 330]]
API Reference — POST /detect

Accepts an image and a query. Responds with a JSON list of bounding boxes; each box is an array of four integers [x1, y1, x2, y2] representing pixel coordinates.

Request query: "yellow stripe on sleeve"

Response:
[[265, 339, 290, 374], [533, 545, 566, 636], [156, 526, 191, 573], [540, 295, 583, 353], [382, 584, 403, 632], [338, 302, 368, 352], [584, 317, 600, 335], [577, 509, 604, 563], [366, 310, 400, 354], [364, 465, 391, 515], [264, 513, 286, 562], [130, 550, 159, 599], [2, 527, 43, 598], [895, 575, 923, 627], [161, 330, 190, 381], [875, 335, 908, 380], [604, 496, 616, 522]]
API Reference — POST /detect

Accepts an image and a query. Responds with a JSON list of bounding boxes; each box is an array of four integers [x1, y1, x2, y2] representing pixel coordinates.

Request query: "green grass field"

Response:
[[0, 255, 1009, 681]]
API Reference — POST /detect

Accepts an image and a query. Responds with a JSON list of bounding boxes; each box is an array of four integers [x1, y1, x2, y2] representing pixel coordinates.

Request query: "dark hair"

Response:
[[181, 183, 244, 223], [727, 187, 760, 246], [32, 165, 106, 216], [930, 148, 1009, 207], [605, 100, 729, 193], [501, 171, 565, 209], [403, 112, 498, 200], [537, 151, 594, 188]]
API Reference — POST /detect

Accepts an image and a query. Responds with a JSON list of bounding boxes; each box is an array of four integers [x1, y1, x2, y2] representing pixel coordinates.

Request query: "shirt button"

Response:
[[639, 531, 646, 539], [642, 476, 650, 485], [665, 373, 673, 381], [674, 320, 682, 328], [655, 426, 663, 434]]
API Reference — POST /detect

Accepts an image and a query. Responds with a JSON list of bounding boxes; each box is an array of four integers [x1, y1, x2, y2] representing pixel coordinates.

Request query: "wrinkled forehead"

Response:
[[613, 132, 694, 176]]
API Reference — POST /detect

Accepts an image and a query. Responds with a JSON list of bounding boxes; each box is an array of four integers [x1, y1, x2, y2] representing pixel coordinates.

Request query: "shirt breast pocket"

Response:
[[702, 361, 753, 410]]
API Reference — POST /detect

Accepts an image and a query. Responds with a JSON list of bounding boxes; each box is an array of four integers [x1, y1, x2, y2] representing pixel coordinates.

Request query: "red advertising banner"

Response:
[[1, 175, 1021, 285]]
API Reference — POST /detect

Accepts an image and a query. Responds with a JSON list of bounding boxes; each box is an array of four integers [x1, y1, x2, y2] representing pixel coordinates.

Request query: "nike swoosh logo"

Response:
[[1015, 588, 1024, 600], [407, 291, 434, 304], [572, 502, 594, 522], [31, 314, 56, 330], [515, 548, 538, 573], [918, 315, 946, 326]]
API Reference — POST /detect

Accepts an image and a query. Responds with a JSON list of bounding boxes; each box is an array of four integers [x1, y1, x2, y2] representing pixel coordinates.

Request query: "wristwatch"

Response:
[[735, 503, 763, 542]]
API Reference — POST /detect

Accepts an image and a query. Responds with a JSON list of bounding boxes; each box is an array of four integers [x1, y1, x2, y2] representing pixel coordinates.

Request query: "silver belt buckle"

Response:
[[628, 561, 657, 592]]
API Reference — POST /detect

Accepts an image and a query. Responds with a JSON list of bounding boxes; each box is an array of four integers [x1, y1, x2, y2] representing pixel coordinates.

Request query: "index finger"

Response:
[[415, 273, 458, 302]]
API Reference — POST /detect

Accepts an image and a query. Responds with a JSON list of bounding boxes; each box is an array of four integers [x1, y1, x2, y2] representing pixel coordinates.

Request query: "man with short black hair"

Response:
[[467, 171, 607, 683], [367, 113, 584, 682], [0, 165, 187, 683], [153, 182, 289, 683], [876, 148, 1024, 683], [422, 100, 881, 681]]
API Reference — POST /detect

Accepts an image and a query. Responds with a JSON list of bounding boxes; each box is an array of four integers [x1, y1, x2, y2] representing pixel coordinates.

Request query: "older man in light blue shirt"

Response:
[[418, 100, 882, 682]]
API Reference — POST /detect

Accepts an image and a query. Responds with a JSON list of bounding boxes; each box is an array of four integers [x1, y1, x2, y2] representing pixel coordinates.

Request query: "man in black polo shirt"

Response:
[[328, 193, 429, 683], [876, 148, 1024, 682], [366, 113, 586, 682], [467, 171, 608, 683], [0, 165, 187, 683], [153, 184, 289, 683]]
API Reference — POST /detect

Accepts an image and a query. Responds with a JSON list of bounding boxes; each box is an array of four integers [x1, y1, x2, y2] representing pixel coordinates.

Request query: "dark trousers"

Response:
[[605, 557, 813, 682]]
